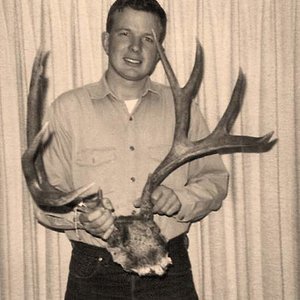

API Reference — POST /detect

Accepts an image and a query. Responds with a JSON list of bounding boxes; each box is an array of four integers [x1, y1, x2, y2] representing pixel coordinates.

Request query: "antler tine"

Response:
[[182, 39, 203, 101], [152, 30, 181, 94], [198, 71, 276, 151], [152, 30, 203, 144], [27, 49, 49, 145], [213, 69, 245, 135], [22, 50, 94, 211]]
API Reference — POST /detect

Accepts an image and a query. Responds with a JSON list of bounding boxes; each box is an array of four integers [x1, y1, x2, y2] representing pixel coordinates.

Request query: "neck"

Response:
[[105, 70, 148, 100]]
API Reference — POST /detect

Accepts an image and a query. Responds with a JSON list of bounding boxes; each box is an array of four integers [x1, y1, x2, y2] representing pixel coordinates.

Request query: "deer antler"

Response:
[[22, 50, 94, 213], [139, 31, 276, 219]]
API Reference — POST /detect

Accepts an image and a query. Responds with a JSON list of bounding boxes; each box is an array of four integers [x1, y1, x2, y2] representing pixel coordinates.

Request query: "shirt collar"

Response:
[[86, 73, 160, 101]]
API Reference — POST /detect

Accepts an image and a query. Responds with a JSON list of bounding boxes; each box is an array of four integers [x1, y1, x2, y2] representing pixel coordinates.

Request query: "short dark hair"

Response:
[[106, 0, 167, 42]]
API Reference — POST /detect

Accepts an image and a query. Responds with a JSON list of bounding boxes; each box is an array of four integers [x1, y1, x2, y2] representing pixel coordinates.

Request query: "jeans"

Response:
[[65, 234, 198, 300]]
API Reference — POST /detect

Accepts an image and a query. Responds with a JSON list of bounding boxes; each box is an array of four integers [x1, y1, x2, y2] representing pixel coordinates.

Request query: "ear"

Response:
[[102, 32, 110, 55]]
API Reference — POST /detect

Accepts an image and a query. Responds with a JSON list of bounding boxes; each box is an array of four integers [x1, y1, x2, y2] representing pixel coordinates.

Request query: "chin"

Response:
[[119, 71, 149, 82]]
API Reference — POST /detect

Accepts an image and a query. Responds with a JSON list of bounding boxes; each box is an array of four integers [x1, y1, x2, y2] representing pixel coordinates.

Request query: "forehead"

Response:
[[110, 7, 162, 36]]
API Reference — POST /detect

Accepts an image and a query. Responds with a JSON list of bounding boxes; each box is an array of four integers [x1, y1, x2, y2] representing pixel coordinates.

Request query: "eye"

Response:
[[119, 31, 129, 37], [144, 36, 154, 43]]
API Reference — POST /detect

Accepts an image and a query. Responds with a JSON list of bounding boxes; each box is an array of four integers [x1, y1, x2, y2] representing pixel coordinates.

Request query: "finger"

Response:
[[165, 201, 181, 216], [102, 198, 114, 211], [89, 209, 112, 225], [157, 199, 174, 214], [153, 198, 168, 214], [82, 193, 101, 209], [153, 191, 181, 215], [133, 198, 142, 208], [87, 218, 115, 237], [151, 190, 165, 211], [151, 187, 164, 204], [87, 212, 115, 231], [102, 224, 115, 240], [79, 207, 106, 223]]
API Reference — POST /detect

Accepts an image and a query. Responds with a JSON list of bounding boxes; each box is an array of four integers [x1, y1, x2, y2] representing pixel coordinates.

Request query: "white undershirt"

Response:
[[124, 99, 138, 114]]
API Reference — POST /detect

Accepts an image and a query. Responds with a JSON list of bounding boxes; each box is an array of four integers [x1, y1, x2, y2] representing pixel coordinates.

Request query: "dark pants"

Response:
[[65, 234, 198, 300]]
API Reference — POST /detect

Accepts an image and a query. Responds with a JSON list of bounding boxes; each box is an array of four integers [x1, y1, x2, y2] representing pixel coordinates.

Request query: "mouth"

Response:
[[123, 57, 142, 65]]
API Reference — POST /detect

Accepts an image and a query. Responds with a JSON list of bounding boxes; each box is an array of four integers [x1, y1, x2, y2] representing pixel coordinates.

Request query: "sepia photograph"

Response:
[[0, 0, 299, 299]]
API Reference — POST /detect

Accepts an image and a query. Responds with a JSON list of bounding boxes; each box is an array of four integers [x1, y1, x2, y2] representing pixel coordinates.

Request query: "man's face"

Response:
[[103, 8, 163, 82]]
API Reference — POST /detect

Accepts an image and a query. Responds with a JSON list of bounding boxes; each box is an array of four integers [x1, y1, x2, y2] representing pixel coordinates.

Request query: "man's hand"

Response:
[[79, 207, 115, 240], [134, 185, 181, 217], [151, 185, 181, 216]]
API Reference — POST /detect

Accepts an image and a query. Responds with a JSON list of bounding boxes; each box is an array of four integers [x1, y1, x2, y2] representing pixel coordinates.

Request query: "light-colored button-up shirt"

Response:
[[37, 75, 229, 247]]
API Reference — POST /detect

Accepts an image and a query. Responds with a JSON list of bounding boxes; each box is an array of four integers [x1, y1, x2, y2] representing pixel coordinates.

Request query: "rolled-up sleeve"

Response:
[[33, 201, 77, 230]]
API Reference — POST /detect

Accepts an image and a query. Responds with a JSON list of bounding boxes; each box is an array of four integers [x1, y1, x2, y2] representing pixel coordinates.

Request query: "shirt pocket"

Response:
[[74, 147, 116, 193], [148, 145, 188, 189]]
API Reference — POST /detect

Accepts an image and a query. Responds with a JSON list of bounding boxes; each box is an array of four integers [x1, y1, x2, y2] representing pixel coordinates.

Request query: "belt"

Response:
[[71, 233, 188, 261]]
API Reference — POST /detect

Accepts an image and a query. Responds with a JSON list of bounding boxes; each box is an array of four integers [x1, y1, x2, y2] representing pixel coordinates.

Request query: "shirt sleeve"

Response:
[[33, 201, 78, 230], [172, 100, 229, 222], [33, 94, 77, 230], [43, 96, 74, 191]]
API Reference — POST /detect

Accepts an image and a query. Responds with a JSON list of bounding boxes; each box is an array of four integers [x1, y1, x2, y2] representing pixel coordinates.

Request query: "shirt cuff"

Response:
[[33, 201, 77, 230], [172, 185, 221, 223]]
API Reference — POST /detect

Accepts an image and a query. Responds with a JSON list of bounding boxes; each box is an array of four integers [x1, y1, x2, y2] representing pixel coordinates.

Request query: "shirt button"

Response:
[[130, 177, 136, 182], [129, 146, 135, 151], [98, 257, 103, 262], [129, 116, 133, 121]]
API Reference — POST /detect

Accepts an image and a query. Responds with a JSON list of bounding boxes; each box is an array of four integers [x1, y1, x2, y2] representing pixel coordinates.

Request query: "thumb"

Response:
[[133, 198, 142, 208], [102, 197, 114, 211]]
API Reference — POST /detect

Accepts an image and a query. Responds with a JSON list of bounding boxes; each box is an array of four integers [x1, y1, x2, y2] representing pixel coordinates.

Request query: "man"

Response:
[[38, 0, 229, 299]]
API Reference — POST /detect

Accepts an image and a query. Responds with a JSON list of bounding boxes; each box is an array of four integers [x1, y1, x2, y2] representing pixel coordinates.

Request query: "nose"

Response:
[[129, 36, 142, 53]]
